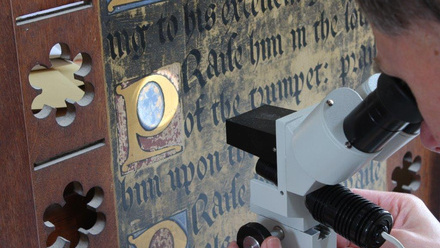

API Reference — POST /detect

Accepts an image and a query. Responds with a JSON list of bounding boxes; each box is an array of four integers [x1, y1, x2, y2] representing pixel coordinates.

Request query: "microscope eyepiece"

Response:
[[343, 74, 422, 153]]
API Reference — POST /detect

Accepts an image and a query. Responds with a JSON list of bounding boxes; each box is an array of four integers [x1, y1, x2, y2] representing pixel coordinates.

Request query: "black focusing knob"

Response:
[[306, 184, 393, 248], [237, 222, 271, 248]]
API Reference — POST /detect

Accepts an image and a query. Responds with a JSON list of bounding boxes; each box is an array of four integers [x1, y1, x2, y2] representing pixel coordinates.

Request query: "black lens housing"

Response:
[[343, 74, 422, 153]]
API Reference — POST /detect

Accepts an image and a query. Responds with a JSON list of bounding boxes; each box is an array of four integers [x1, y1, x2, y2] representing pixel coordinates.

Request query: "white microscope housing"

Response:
[[226, 73, 422, 248]]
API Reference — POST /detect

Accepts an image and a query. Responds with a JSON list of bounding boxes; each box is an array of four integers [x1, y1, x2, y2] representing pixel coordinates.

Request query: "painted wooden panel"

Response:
[[99, 1, 381, 247]]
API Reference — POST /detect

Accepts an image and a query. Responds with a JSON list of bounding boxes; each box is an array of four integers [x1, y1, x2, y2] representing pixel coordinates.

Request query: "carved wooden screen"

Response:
[[1, 0, 117, 247], [387, 137, 440, 220]]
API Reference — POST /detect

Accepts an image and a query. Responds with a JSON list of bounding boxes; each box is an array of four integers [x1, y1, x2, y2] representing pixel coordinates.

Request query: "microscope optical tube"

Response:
[[343, 74, 422, 153]]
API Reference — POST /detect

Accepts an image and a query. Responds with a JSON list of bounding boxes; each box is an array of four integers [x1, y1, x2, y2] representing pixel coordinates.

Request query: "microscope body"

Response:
[[226, 73, 422, 248], [250, 87, 370, 247]]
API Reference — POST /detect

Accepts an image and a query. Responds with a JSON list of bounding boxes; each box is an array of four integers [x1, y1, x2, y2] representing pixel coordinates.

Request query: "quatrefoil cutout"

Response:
[[29, 43, 94, 126], [43, 181, 105, 248], [391, 152, 421, 193]]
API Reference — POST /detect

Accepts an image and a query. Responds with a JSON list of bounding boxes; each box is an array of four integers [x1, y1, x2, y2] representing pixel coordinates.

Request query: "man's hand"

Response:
[[228, 189, 440, 248]]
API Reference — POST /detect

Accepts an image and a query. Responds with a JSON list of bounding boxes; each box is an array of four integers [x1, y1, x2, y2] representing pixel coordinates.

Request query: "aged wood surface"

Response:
[[99, 1, 385, 247], [0, 1, 39, 247], [1, 0, 118, 247], [13, 0, 84, 17]]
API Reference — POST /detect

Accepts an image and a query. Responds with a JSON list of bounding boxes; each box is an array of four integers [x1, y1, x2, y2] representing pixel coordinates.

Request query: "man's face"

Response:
[[373, 23, 440, 153]]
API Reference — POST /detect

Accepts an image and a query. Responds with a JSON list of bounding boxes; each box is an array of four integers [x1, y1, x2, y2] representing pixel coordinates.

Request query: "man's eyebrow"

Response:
[[373, 57, 383, 73]]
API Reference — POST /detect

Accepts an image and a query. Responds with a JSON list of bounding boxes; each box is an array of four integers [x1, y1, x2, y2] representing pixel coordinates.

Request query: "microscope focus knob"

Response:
[[306, 184, 393, 248], [237, 222, 271, 248]]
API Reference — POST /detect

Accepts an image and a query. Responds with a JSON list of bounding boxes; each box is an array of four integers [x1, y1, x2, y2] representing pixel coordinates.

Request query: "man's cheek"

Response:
[[420, 121, 440, 153]]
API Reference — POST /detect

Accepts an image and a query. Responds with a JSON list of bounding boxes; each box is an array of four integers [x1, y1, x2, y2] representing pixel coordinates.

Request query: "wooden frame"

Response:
[[1, 1, 439, 247]]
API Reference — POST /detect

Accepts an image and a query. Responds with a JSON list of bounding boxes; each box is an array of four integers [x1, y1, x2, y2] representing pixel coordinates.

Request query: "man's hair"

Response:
[[356, 0, 440, 34]]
